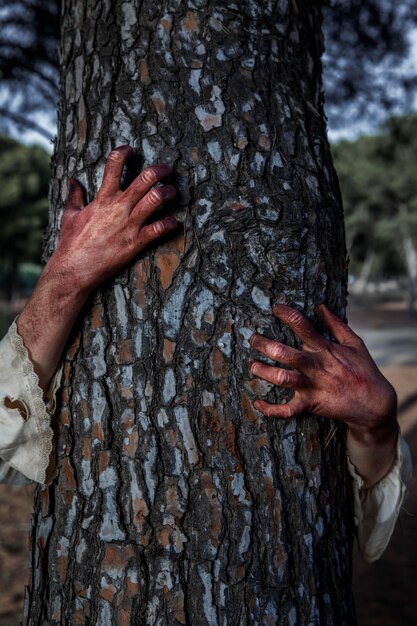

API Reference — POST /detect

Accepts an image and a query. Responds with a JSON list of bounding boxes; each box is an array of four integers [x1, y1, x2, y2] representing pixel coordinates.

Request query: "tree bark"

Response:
[[25, 1, 354, 624]]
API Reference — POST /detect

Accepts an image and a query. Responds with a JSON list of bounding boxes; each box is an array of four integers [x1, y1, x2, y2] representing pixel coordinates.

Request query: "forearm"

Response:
[[346, 419, 399, 489], [16, 258, 89, 393]]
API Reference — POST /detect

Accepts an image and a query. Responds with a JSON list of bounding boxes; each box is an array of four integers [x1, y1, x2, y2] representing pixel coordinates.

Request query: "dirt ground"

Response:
[[1, 300, 417, 625]]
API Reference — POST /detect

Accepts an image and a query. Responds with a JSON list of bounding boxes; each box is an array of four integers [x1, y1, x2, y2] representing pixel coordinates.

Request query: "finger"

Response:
[[139, 216, 179, 244], [99, 145, 134, 197], [272, 304, 327, 350], [123, 163, 173, 208], [130, 184, 177, 224], [319, 304, 363, 347], [250, 360, 310, 389], [250, 334, 309, 370], [253, 397, 307, 419], [66, 179, 86, 212]]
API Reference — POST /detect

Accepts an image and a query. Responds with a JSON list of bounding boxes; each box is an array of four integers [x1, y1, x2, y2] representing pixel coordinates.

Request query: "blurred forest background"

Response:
[[1, 1, 417, 625]]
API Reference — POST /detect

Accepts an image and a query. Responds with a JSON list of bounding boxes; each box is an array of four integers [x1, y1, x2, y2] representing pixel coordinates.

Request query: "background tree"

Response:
[[1, 0, 416, 141], [0, 0, 60, 140], [0, 135, 49, 301], [24, 2, 355, 625], [333, 115, 417, 309]]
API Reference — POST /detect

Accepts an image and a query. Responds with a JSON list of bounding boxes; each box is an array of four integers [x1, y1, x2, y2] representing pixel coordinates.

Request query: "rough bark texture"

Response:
[[25, 1, 354, 624]]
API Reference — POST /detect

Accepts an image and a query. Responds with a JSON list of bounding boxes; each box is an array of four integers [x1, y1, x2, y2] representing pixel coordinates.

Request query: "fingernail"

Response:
[[248, 359, 255, 371], [249, 333, 257, 346]]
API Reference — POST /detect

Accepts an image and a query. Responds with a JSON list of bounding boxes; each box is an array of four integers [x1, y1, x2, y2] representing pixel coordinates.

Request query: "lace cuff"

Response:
[[347, 434, 412, 562], [0, 321, 63, 485]]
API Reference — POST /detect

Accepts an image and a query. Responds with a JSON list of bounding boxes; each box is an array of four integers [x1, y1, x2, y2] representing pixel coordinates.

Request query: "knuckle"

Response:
[[148, 186, 163, 203], [141, 166, 159, 186], [151, 220, 166, 237], [287, 310, 303, 327], [353, 335, 366, 350], [284, 403, 298, 418], [108, 149, 124, 163], [270, 341, 284, 361], [276, 370, 290, 386]]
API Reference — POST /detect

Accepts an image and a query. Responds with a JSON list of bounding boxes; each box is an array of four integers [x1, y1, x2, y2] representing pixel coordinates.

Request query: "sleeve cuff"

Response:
[[0, 320, 63, 485], [347, 433, 412, 562]]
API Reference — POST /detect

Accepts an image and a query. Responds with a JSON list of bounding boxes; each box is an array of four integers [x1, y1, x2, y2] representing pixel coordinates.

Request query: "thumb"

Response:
[[66, 178, 86, 212]]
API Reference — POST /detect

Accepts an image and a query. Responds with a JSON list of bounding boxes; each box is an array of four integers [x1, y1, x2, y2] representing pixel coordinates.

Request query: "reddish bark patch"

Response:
[[91, 304, 102, 329], [163, 339, 176, 363], [60, 406, 71, 427], [126, 573, 139, 595], [117, 339, 134, 364], [135, 260, 149, 308], [241, 392, 259, 425], [100, 582, 117, 602], [225, 421, 238, 455], [191, 329, 210, 346], [117, 608, 131, 626], [62, 458, 77, 493], [151, 94, 166, 116], [138, 58, 150, 83], [263, 476, 274, 500], [99, 450, 110, 473], [174, 590, 186, 624], [160, 17, 171, 30], [79, 118, 87, 146], [244, 378, 270, 395], [256, 434, 269, 449], [102, 544, 134, 570], [182, 11, 199, 33], [258, 134, 271, 151], [210, 348, 228, 379], [155, 250, 181, 290], [189, 147, 201, 163], [166, 484, 182, 518], [93, 422, 104, 442], [158, 525, 173, 547], [132, 497, 149, 532], [237, 137, 248, 150], [58, 552, 68, 582], [174, 234, 186, 255], [204, 406, 222, 433]]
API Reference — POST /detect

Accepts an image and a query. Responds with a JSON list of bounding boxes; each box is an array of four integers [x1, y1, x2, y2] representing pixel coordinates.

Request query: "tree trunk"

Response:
[[25, 1, 354, 624]]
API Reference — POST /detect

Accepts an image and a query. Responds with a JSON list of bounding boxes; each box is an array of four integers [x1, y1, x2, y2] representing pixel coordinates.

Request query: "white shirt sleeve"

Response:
[[347, 433, 412, 562], [0, 321, 62, 486]]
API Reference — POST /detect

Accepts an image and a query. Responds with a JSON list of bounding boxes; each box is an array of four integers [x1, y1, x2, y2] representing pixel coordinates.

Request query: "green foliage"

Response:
[[0, 135, 50, 272], [332, 115, 417, 278]]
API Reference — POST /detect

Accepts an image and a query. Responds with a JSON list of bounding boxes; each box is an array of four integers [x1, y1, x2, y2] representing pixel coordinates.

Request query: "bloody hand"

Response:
[[249, 304, 398, 442], [49, 145, 178, 292]]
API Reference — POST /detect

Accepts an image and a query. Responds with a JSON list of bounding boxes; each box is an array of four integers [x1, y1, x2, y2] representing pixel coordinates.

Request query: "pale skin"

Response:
[[16, 144, 398, 489], [249, 304, 399, 488]]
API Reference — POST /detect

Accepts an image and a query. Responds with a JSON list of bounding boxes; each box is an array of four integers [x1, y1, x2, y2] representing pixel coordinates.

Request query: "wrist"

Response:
[[42, 252, 92, 300], [348, 415, 399, 449]]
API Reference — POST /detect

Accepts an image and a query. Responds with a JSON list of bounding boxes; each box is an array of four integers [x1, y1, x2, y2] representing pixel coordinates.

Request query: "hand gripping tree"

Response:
[[25, 1, 353, 624]]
